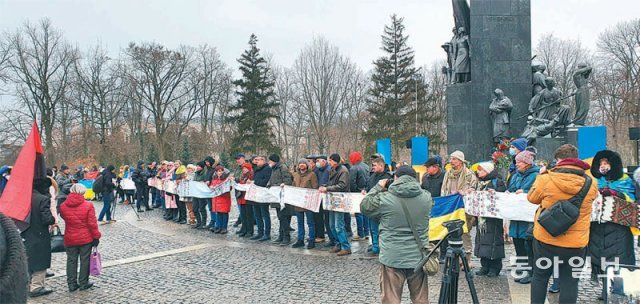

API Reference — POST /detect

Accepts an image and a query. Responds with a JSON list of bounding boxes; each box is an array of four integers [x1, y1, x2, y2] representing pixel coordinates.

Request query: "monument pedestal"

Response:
[[533, 126, 607, 162]]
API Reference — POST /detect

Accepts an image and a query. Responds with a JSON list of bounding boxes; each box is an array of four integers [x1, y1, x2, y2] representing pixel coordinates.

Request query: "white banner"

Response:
[[281, 186, 323, 213], [464, 191, 539, 222], [176, 180, 232, 198], [323, 192, 364, 214], [121, 178, 136, 190]]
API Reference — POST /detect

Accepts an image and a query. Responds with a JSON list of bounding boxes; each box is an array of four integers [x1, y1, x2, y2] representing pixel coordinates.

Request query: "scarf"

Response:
[[442, 166, 476, 196]]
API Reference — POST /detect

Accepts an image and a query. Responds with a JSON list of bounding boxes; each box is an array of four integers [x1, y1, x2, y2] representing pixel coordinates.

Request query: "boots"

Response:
[[280, 234, 291, 246], [272, 234, 283, 244], [292, 240, 305, 248]]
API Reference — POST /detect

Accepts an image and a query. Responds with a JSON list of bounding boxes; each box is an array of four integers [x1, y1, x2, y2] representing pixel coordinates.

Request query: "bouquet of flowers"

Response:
[[491, 138, 514, 169]]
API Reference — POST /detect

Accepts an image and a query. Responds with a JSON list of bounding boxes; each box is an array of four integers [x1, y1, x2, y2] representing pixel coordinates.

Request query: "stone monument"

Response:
[[446, 0, 531, 163], [489, 88, 513, 143]]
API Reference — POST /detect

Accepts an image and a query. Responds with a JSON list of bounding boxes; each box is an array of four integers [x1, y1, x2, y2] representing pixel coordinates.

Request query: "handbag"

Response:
[[50, 226, 65, 253], [89, 247, 102, 276], [399, 199, 439, 276], [537, 168, 592, 237]]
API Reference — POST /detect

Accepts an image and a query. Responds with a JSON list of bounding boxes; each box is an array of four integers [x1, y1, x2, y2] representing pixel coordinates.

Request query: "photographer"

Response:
[[528, 144, 598, 304], [361, 165, 432, 304]]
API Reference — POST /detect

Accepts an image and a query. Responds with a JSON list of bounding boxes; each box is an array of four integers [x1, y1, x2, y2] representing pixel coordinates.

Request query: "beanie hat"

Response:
[[70, 183, 87, 194], [268, 154, 280, 163], [241, 163, 253, 171], [61, 165, 69, 171], [450, 151, 466, 163], [515, 150, 535, 165], [394, 165, 417, 179], [511, 138, 527, 152], [349, 151, 363, 165], [196, 161, 205, 168], [424, 157, 442, 168], [297, 159, 310, 167], [329, 153, 341, 163], [478, 162, 495, 174], [215, 165, 225, 171]]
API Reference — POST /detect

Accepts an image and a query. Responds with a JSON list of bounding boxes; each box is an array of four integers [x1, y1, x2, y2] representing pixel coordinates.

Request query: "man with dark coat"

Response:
[[147, 162, 160, 208], [421, 157, 444, 197], [0, 212, 29, 303], [54, 165, 73, 213], [364, 157, 392, 257], [349, 151, 370, 241], [23, 178, 56, 297], [266, 154, 294, 245], [131, 161, 150, 212], [319, 153, 351, 256], [313, 155, 333, 244], [250, 156, 273, 241]]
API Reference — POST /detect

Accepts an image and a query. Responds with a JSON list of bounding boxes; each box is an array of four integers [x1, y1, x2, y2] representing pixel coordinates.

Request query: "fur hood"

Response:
[[591, 150, 623, 181]]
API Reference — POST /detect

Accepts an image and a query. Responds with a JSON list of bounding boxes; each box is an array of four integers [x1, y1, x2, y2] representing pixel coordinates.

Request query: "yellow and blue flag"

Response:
[[429, 194, 468, 241]]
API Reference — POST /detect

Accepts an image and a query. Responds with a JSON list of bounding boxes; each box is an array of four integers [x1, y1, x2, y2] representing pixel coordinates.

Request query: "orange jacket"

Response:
[[528, 163, 599, 248]]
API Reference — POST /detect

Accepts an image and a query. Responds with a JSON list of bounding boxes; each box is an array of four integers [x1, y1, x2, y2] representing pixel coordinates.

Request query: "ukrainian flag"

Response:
[[429, 194, 468, 241]]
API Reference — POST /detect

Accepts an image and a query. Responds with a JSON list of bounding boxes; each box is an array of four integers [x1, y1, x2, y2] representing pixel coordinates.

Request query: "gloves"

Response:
[[92, 239, 100, 247]]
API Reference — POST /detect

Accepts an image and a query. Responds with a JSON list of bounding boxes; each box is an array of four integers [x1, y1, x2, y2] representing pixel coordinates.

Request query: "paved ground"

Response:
[[28, 200, 637, 303]]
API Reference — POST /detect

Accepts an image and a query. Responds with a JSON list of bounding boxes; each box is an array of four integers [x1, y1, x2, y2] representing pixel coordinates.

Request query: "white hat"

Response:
[[450, 151, 466, 163], [478, 162, 495, 174]]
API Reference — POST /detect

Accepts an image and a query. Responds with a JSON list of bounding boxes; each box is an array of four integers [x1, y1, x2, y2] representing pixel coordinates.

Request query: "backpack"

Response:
[[93, 175, 105, 193]]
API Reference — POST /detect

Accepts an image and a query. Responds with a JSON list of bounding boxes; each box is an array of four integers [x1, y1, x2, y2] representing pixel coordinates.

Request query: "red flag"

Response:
[[0, 122, 45, 222]]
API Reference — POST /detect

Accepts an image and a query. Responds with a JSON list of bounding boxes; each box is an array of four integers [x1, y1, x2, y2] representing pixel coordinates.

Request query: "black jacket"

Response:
[[253, 165, 272, 187], [421, 169, 445, 198], [349, 162, 370, 192], [21, 190, 55, 272], [267, 163, 293, 187], [326, 164, 350, 193], [131, 166, 147, 186], [367, 170, 392, 192], [101, 170, 116, 193], [474, 170, 507, 260]]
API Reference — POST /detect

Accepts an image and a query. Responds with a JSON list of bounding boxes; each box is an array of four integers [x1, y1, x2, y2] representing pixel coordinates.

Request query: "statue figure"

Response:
[[532, 63, 547, 96], [453, 27, 470, 83], [441, 27, 457, 84], [489, 88, 513, 143], [571, 63, 592, 126], [522, 77, 571, 138]]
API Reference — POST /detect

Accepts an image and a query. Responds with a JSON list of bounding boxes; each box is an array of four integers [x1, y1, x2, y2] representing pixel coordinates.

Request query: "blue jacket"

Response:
[[508, 166, 539, 239], [314, 165, 331, 187]]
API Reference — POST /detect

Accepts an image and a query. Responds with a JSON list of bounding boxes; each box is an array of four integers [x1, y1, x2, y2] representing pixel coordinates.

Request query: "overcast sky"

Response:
[[1, 0, 639, 72]]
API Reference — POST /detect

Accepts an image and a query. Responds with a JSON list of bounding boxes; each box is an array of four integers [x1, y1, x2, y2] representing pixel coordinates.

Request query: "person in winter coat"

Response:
[[173, 161, 188, 224], [0, 165, 11, 196], [73, 166, 84, 183], [349, 151, 370, 241], [507, 150, 539, 285], [0, 212, 29, 303], [421, 157, 444, 197], [55, 165, 73, 213], [192, 162, 208, 229], [184, 164, 197, 225], [267, 154, 294, 246], [59, 184, 101, 292], [588, 150, 637, 299], [441, 150, 478, 266], [251, 156, 272, 241], [210, 165, 231, 234], [23, 178, 57, 297], [361, 166, 432, 304], [363, 157, 393, 257], [203, 157, 216, 228], [528, 144, 598, 304], [236, 163, 255, 238], [507, 138, 528, 184], [319, 153, 351, 256], [131, 161, 151, 212], [291, 159, 319, 249], [98, 165, 116, 224], [313, 155, 332, 244], [471, 162, 507, 277]]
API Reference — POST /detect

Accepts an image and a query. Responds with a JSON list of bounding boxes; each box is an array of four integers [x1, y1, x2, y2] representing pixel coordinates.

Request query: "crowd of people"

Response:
[[4, 137, 640, 303]]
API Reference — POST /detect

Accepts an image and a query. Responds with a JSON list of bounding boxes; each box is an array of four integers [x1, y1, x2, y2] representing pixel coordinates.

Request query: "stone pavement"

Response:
[[29, 200, 636, 304]]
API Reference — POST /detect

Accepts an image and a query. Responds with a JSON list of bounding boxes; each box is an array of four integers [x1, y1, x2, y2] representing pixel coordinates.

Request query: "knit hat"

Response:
[[478, 162, 495, 174], [196, 161, 205, 169], [394, 165, 417, 179], [349, 151, 363, 165], [515, 150, 535, 165], [424, 157, 442, 168], [70, 183, 87, 194], [297, 159, 310, 168], [215, 165, 225, 171], [61, 165, 69, 171], [450, 151, 465, 163], [329, 153, 341, 163], [241, 163, 253, 171], [268, 154, 280, 163], [511, 138, 528, 152]]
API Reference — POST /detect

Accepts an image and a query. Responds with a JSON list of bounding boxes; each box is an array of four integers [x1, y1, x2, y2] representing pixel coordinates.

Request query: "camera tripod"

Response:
[[415, 220, 479, 304], [111, 190, 141, 221]]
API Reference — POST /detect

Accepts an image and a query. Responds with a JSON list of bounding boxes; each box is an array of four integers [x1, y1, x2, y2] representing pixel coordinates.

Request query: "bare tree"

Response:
[[75, 44, 126, 158], [124, 42, 194, 160], [293, 36, 360, 154], [5, 18, 77, 165], [535, 33, 591, 95]]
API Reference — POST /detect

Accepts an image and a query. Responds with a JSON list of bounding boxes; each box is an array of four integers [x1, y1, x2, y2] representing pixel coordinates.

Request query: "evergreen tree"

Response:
[[365, 15, 418, 156], [228, 34, 280, 155], [147, 143, 159, 162], [180, 138, 192, 164]]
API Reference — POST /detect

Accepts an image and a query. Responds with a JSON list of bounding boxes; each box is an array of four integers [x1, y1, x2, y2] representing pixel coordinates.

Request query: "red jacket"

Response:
[[60, 193, 102, 246], [211, 178, 231, 213], [237, 171, 254, 205]]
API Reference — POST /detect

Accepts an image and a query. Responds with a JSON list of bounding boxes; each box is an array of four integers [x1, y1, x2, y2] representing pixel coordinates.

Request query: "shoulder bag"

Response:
[[399, 199, 439, 276]]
